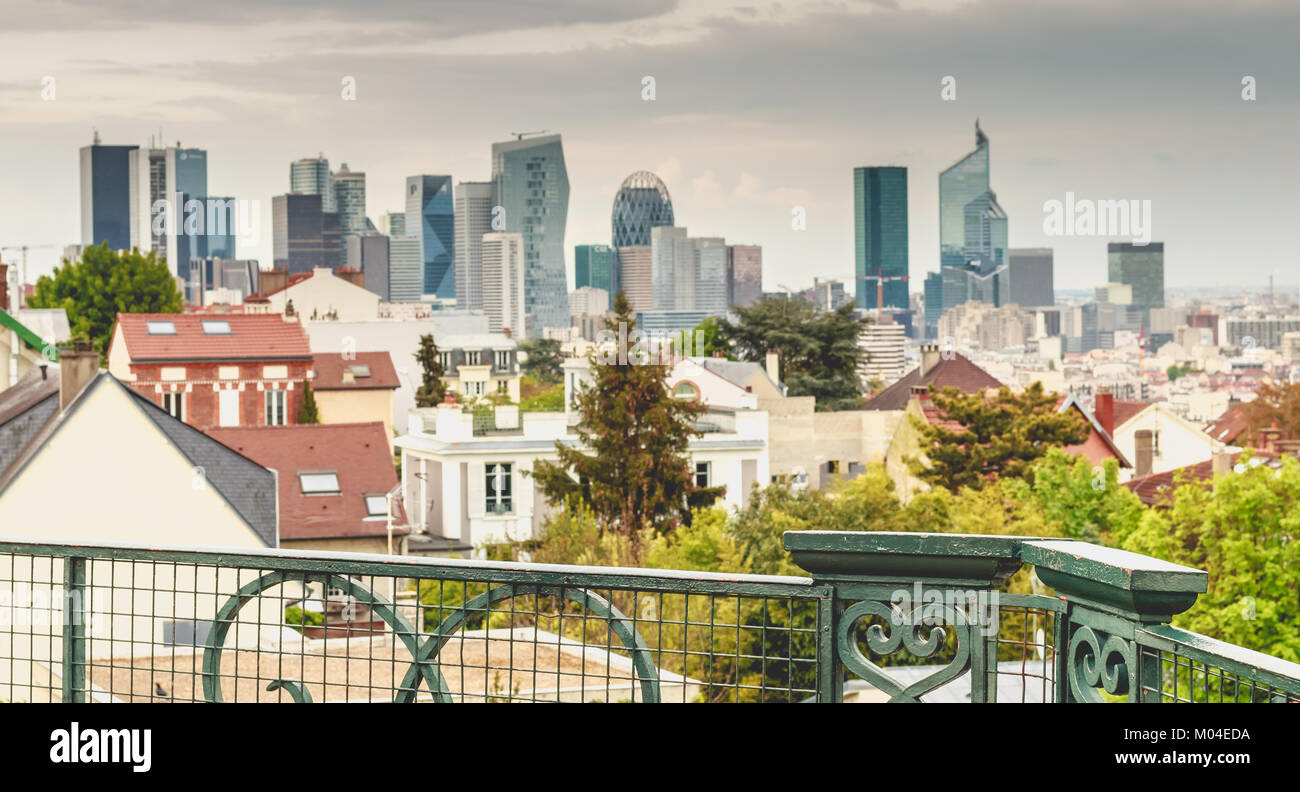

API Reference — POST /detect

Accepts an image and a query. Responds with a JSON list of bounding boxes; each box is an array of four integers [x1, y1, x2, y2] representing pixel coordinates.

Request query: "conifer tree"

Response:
[[413, 334, 447, 407]]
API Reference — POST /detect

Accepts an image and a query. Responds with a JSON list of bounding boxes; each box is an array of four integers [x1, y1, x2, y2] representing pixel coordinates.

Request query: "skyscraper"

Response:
[[693, 238, 728, 314], [616, 246, 653, 315], [1009, 248, 1055, 308], [491, 134, 569, 334], [575, 244, 617, 295], [387, 235, 423, 302], [482, 232, 526, 335], [726, 245, 762, 309], [939, 121, 991, 272], [853, 166, 909, 311], [80, 135, 138, 251], [651, 226, 690, 310], [378, 212, 405, 237], [347, 234, 391, 300], [273, 194, 341, 273], [332, 164, 366, 237], [611, 171, 674, 248], [923, 271, 944, 339], [128, 144, 212, 275], [453, 182, 493, 311], [291, 155, 334, 212], [405, 175, 455, 299], [1107, 242, 1165, 310]]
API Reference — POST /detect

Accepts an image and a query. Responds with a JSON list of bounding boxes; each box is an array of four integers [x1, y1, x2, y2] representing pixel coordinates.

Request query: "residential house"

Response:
[[438, 334, 520, 403], [206, 422, 408, 559], [1107, 397, 1218, 482], [310, 351, 400, 448], [107, 313, 313, 428], [243, 266, 380, 322]]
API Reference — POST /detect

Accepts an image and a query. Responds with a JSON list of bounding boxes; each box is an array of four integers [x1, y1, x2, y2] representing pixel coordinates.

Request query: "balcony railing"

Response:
[[1, 531, 1297, 703]]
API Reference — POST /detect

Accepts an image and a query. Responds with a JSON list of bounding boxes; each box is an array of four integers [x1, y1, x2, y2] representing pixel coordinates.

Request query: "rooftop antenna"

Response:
[[92, 127, 101, 145], [510, 130, 549, 140]]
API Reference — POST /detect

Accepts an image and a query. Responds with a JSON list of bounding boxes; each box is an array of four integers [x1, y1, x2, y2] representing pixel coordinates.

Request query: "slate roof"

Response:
[[0, 365, 60, 477], [205, 422, 407, 541], [860, 354, 1002, 411], [112, 313, 312, 362], [699, 358, 782, 393], [311, 351, 400, 391]]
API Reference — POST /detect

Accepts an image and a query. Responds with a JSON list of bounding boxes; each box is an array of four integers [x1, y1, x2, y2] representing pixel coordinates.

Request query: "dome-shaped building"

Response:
[[611, 171, 675, 248]]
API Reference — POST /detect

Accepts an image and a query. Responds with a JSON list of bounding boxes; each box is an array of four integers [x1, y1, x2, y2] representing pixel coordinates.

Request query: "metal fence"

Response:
[[1, 532, 1297, 703]]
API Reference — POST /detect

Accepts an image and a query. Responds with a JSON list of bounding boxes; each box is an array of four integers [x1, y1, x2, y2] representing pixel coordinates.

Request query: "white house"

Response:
[[1111, 400, 1219, 482], [247, 267, 381, 322]]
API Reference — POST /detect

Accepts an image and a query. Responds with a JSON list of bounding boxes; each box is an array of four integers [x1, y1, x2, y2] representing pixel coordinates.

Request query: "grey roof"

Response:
[[0, 366, 60, 477], [122, 385, 278, 547], [699, 358, 776, 391]]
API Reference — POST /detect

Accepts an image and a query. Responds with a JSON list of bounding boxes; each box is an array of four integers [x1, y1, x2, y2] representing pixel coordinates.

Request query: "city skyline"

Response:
[[2, 0, 1298, 297]]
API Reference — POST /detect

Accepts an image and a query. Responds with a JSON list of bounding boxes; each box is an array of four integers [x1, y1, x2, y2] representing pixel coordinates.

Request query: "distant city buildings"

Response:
[[80, 136, 136, 251], [616, 246, 654, 314], [938, 121, 1010, 314], [611, 171, 674, 248], [491, 134, 570, 335], [853, 166, 909, 312], [481, 232, 526, 335], [575, 244, 618, 295], [650, 227, 727, 315], [727, 244, 762, 309], [569, 286, 610, 319], [346, 234, 390, 300], [859, 322, 906, 384], [938, 301, 1035, 351], [1009, 248, 1054, 308], [387, 235, 423, 303], [290, 155, 334, 212], [272, 193, 340, 273], [405, 175, 455, 299], [1108, 242, 1165, 310], [453, 181, 493, 312]]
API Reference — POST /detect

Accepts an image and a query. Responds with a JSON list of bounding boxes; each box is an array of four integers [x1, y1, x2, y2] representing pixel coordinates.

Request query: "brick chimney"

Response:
[[59, 340, 100, 411], [1134, 429, 1154, 477], [1094, 387, 1115, 437], [1256, 424, 1282, 454], [1211, 446, 1233, 478], [920, 344, 942, 378]]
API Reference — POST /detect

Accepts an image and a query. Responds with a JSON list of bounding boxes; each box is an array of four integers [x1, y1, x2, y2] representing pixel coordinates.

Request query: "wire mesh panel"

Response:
[[985, 595, 1060, 703], [1135, 626, 1300, 704]]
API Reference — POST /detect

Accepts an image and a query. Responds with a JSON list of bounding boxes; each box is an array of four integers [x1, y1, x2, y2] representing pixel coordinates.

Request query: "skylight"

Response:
[[349, 365, 371, 378], [146, 321, 176, 335], [202, 321, 232, 334], [299, 472, 340, 494], [364, 495, 388, 517]]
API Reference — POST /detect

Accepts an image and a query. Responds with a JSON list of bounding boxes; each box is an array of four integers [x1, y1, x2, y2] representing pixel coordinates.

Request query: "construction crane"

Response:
[[509, 130, 549, 140], [857, 267, 910, 321], [1, 244, 60, 310]]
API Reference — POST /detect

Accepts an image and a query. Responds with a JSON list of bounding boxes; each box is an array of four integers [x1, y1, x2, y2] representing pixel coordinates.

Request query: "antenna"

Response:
[[509, 130, 549, 141], [92, 127, 101, 145]]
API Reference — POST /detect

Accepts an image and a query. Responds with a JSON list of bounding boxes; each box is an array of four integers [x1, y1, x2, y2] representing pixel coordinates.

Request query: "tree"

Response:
[[677, 316, 730, 359], [1240, 382, 1300, 440], [518, 338, 564, 384], [413, 334, 446, 407], [28, 242, 182, 353], [530, 293, 724, 556], [908, 382, 1090, 493], [297, 381, 320, 423], [1002, 447, 1145, 544], [718, 296, 867, 410]]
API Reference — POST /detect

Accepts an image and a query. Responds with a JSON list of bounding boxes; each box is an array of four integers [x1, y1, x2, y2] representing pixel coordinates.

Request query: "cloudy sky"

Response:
[[1, 0, 1297, 295]]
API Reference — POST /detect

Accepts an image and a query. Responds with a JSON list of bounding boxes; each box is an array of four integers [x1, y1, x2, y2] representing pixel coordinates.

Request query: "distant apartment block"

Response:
[[859, 322, 906, 384], [454, 181, 493, 311], [1008, 248, 1054, 308]]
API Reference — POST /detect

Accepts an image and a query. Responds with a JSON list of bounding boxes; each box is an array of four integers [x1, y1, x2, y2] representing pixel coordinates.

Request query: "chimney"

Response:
[[920, 344, 942, 377], [342, 367, 355, 385], [1256, 425, 1282, 454], [59, 340, 100, 411], [765, 350, 780, 384], [259, 268, 288, 297], [1134, 429, 1154, 477], [1211, 446, 1233, 478], [1094, 387, 1115, 437]]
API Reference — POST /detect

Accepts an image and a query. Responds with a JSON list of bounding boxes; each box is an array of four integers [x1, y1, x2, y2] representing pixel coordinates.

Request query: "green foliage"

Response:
[[1121, 455, 1300, 663], [296, 381, 320, 423], [530, 294, 723, 557], [519, 382, 564, 412], [284, 605, 325, 628], [1166, 362, 1195, 381], [1003, 448, 1145, 544], [677, 316, 730, 359], [28, 242, 182, 353], [718, 296, 867, 410], [518, 338, 564, 384], [909, 382, 1090, 493], [413, 334, 446, 407]]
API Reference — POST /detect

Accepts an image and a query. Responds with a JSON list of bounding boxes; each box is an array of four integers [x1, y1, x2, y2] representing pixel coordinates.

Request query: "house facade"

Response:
[[438, 334, 520, 402], [107, 313, 313, 429], [244, 266, 380, 322], [311, 351, 400, 448]]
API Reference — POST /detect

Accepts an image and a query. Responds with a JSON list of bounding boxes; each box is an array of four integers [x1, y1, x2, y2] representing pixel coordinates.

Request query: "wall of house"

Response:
[[883, 401, 930, 503], [314, 389, 395, 449], [1114, 407, 1215, 482], [763, 398, 902, 490], [269, 271, 381, 322], [124, 359, 311, 428]]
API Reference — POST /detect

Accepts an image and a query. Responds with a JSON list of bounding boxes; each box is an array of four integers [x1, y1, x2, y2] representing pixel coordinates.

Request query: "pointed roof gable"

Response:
[[860, 353, 1002, 411]]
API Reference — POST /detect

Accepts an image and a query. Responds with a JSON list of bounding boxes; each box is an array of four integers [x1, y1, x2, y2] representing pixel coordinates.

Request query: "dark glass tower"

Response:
[[611, 171, 674, 248], [575, 244, 618, 295], [80, 141, 138, 251], [853, 166, 909, 311]]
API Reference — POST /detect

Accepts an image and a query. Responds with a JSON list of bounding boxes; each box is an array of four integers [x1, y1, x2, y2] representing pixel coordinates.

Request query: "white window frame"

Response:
[[161, 392, 185, 421], [265, 389, 288, 426], [485, 463, 513, 515], [495, 350, 510, 370], [299, 472, 340, 494], [695, 461, 711, 488]]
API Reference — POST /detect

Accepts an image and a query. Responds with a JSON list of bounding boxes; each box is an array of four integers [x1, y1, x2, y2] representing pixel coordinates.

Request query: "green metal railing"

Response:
[[1, 531, 1297, 703]]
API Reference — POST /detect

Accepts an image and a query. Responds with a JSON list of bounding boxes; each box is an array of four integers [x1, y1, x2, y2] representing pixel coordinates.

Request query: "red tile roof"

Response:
[[860, 354, 1002, 411], [113, 313, 312, 362], [204, 422, 407, 540], [1123, 453, 1243, 505], [1112, 399, 1151, 428], [311, 351, 400, 391], [1205, 403, 1249, 444], [247, 271, 314, 300]]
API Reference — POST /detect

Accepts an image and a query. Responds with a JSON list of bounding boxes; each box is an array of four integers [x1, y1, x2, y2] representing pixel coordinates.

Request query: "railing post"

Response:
[[784, 531, 1024, 703], [1019, 540, 1206, 703], [61, 556, 87, 703]]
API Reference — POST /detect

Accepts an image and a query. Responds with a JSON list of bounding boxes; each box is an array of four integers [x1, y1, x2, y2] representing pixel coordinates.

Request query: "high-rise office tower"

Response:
[[453, 182, 493, 311], [1107, 242, 1165, 309], [1009, 248, 1055, 308], [347, 234, 391, 300], [378, 212, 405, 237], [80, 134, 138, 251], [611, 171, 674, 248], [127, 145, 211, 275], [481, 232, 526, 334], [273, 194, 341, 273], [616, 246, 653, 315], [940, 121, 991, 272], [726, 245, 762, 309], [332, 164, 366, 237], [923, 271, 944, 339], [388, 235, 423, 302], [405, 175, 455, 299], [694, 238, 728, 314], [291, 155, 334, 212], [575, 244, 618, 295], [651, 226, 690, 311], [128, 146, 166, 256], [938, 121, 1010, 311], [491, 134, 570, 334], [853, 166, 909, 311]]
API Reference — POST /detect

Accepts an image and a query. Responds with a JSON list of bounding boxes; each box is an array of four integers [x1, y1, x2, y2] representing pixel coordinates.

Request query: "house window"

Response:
[[349, 365, 371, 379], [465, 381, 485, 397], [300, 472, 340, 494], [1152, 431, 1162, 457], [497, 380, 508, 394], [201, 320, 231, 334], [146, 320, 175, 335], [495, 350, 510, 370], [673, 382, 699, 401], [364, 494, 388, 517], [695, 461, 711, 488], [438, 352, 452, 370], [464, 350, 482, 366], [161, 392, 185, 421], [265, 390, 288, 425], [485, 463, 512, 514]]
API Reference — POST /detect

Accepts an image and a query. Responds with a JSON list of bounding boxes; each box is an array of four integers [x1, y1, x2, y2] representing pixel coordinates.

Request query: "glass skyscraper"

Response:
[[1108, 242, 1165, 309], [332, 164, 366, 237], [853, 166, 909, 311], [291, 156, 334, 212], [491, 134, 570, 334], [80, 139, 138, 251], [938, 121, 1010, 311], [939, 121, 991, 272], [611, 171, 674, 248], [575, 244, 618, 295], [405, 175, 455, 299]]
